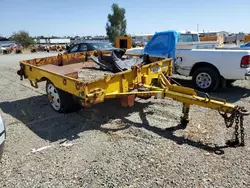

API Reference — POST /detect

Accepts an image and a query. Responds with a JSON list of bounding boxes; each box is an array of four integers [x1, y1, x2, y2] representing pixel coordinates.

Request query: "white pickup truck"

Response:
[[126, 30, 250, 92]]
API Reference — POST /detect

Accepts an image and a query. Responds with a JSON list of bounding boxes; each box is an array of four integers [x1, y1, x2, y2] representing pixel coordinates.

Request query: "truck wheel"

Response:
[[192, 67, 220, 92], [226, 80, 236, 86], [46, 81, 80, 113]]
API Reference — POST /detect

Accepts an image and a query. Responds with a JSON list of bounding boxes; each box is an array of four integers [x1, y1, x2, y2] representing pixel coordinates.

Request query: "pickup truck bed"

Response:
[[176, 49, 250, 80]]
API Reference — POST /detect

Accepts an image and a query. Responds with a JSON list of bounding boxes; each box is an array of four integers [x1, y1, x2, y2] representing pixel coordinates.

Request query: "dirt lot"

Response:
[[0, 53, 250, 188]]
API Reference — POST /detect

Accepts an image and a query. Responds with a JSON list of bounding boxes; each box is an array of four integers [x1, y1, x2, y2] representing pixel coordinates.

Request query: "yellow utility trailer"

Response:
[[17, 51, 249, 147]]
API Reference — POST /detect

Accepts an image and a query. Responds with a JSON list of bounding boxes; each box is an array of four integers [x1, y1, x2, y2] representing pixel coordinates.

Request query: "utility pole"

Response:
[[197, 24, 199, 32]]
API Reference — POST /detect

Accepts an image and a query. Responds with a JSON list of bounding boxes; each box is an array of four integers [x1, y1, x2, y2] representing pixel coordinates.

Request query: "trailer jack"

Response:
[[159, 73, 249, 147]]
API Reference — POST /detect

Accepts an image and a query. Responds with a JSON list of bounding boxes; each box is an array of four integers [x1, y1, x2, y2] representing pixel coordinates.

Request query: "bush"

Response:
[[11, 30, 34, 48]]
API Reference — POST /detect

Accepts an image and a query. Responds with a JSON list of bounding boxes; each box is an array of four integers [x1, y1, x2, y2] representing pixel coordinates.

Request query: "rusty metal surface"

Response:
[[40, 61, 98, 75], [25, 56, 59, 66], [64, 72, 78, 79], [19, 50, 126, 68], [21, 52, 92, 67]]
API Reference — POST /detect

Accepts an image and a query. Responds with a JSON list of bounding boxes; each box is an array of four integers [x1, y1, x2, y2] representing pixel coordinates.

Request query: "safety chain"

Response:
[[219, 106, 249, 147], [240, 114, 245, 146], [163, 74, 249, 147]]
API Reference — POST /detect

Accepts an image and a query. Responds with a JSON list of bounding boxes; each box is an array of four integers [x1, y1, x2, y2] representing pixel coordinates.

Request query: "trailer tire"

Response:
[[192, 67, 220, 92], [46, 81, 80, 113]]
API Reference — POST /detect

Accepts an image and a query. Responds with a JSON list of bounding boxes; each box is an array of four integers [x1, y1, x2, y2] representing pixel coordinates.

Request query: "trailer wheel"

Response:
[[46, 81, 80, 113], [192, 67, 220, 92]]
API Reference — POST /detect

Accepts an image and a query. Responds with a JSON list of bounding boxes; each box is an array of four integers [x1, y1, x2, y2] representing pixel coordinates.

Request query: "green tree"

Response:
[[106, 3, 127, 44], [11, 30, 34, 48]]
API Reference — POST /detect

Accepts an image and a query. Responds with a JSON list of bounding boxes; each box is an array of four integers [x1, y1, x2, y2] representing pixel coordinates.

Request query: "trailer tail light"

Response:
[[241, 55, 250, 68]]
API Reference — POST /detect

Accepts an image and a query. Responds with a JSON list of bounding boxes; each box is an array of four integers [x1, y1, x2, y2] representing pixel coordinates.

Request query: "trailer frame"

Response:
[[17, 51, 249, 146]]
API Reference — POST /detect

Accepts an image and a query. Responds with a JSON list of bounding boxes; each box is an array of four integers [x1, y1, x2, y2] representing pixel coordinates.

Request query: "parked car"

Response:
[[0, 115, 6, 160], [67, 41, 118, 54]]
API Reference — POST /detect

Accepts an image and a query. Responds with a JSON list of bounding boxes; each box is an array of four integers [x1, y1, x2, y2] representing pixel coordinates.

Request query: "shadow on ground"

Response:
[[170, 77, 250, 103], [0, 93, 235, 154]]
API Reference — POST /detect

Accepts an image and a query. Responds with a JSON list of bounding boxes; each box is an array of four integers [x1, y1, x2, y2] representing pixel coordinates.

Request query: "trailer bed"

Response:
[[40, 61, 97, 75]]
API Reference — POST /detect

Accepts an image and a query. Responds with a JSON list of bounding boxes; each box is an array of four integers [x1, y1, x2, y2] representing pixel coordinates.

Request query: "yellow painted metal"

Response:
[[20, 53, 172, 104], [244, 35, 250, 43], [148, 35, 152, 40], [115, 35, 152, 49], [115, 36, 132, 49], [165, 90, 234, 113], [199, 36, 218, 41], [19, 51, 237, 114]]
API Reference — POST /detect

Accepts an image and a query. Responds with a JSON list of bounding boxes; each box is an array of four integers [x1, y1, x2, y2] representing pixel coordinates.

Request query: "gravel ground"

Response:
[[78, 69, 114, 82], [0, 54, 250, 188]]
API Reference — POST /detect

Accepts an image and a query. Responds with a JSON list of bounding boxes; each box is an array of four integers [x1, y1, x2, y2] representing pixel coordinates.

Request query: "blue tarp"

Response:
[[144, 30, 180, 60]]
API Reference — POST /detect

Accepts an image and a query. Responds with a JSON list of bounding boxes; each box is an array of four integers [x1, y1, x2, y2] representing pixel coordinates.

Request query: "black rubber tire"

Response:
[[192, 67, 220, 92], [0, 142, 4, 161], [226, 80, 236, 86], [46, 81, 81, 113]]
